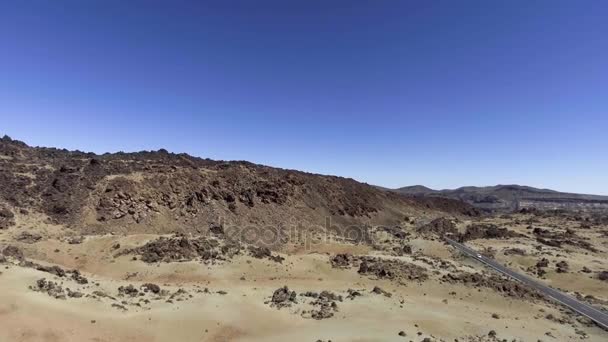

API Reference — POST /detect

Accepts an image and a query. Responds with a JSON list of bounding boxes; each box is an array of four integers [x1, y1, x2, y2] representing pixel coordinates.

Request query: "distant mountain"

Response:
[[391, 184, 608, 212], [395, 185, 435, 195]]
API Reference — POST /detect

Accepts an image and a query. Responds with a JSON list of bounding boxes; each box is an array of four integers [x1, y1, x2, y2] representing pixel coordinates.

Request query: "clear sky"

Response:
[[1, 1, 607, 194]]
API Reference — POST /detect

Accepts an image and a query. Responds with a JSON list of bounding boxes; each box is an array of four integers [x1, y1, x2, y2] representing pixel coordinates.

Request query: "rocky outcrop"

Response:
[[0, 137, 478, 243], [417, 218, 458, 236], [459, 223, 522, 242], [442, 272, 544, 300]]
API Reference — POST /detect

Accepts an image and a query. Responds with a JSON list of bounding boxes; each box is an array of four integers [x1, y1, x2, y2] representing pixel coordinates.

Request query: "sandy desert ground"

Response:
[[1, 210, 607, 342]]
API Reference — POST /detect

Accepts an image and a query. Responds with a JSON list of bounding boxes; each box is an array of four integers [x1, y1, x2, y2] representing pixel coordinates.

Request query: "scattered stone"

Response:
[[371, 286, 392, 297], [300, 291, 319, 298], [536, 258, 549, 268], [92, 290, 116, 300], [118, 284, 139, 297], [71, 270, 88, 284], [15, 231, 42, 243], [503, 248, 526, 256], [68, 236, 85, 244], [380, 225, 408, 239], [357, 257, 428, 282], [35, 264, 66, 277], [442, 272, 544, 300], [111, 303, 128, 311], [330, 253, 353, 268], [67, 289, 84, 298], [31, 278, 66, 299], [346, 289, 362, 300], [460, 224, 522, 242], [417, 217, 458, 236], [270, 286, 297, 309], [2, 245, 24, 260], [309, 292, 340, 320], [141, 283, 161, 294], [129, 235, 238, 263], [555, 261, 569, 273], [0, 207, 15, 229], [398, 331, 406, 337], [392, 245, 412, 256], [533, 227, 597, 252], [209, 223, 224, 236], [248, 246, 284, 263]]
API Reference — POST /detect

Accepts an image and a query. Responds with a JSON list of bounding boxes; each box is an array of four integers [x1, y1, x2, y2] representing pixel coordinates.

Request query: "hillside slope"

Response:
[[0, 136, 477, 245]]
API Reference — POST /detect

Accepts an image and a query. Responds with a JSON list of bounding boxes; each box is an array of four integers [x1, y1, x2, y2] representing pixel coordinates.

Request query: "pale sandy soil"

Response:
[[1, 212, 607, 342], [464, 214, 608, 300]]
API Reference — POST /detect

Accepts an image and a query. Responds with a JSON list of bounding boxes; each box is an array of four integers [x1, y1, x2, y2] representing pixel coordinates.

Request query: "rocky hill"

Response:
[[393, 184, 608, 212], [0, 136, 477, 244]]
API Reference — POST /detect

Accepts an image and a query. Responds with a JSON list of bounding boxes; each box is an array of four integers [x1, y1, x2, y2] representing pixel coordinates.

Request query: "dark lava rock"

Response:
[[417, 217, 457, 236], [31, 278, 66, 299], [358, 257, 428, 282], [533, 227, 597, 252], [112, 303, 128, 311], [248, 246, 284, 263], [2, 245, 24, 260], [209, 223, 224, 236], [0, 207, 14, 219], [346, 289, 362, 300], [67, 289, 84, 298], [132, 235, 228, 263], [68, 236, 85, 244], [270, 286, 297, 308], [15, 231, 42, 244], [556, 260, 569, 273], [118, 284, 139, 297], [0, 207, 15, 229], [380, 225, 408, 239], [459, 223, 522, 242], [71, 270, 88, 284], [142, 283, 161, 294], [392, 245, 412, 256], [442, 272, 544, 300], [503, 248, 526, 256], [307, 291, 342, 320], [371, 286, 392, 297], [36, 265, 66, 277], [330, 253, 353, 268], [536, 258, 550, 268]]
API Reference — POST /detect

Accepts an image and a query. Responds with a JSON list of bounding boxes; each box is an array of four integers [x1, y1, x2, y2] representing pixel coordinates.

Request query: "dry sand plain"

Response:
[[1, 211, 607, 342]]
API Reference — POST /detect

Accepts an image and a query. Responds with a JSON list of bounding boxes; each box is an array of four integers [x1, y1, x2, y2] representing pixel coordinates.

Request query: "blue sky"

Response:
[[1, 1, 607, 194]]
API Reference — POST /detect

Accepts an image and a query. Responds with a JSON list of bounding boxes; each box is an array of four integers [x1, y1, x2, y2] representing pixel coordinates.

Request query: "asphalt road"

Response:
[[444, 237, 608, 330]]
